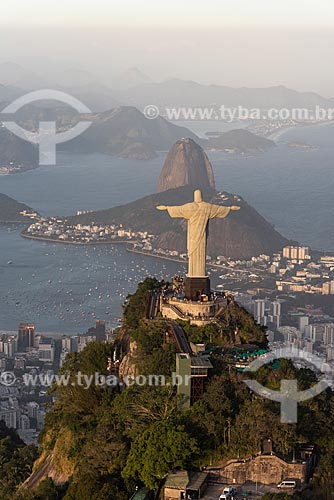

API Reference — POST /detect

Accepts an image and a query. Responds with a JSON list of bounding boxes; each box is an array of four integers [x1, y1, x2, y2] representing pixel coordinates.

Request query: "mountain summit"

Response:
[[157, 138, 215, 192]]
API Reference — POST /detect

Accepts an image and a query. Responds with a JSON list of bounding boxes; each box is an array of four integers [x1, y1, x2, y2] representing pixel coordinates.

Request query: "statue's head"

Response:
[[194, 189, 203, 203]]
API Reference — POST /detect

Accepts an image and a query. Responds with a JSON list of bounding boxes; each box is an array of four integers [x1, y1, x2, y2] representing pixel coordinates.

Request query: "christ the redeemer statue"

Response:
[[157, 189, 240, 278]]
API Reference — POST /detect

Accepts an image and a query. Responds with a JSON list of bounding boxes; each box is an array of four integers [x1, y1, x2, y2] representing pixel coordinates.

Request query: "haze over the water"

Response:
[[1, 0, 334, 95]]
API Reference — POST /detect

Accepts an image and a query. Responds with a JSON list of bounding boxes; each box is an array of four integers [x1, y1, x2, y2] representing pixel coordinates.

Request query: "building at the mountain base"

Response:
[[163, 470, 208, 500], [208, 444, 315, 487]]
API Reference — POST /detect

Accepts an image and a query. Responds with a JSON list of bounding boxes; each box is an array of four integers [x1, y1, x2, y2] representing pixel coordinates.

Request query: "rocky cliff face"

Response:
[[22, 429, 75, 489], [118, 339, 139, 381], [157, 138, 215, 192]]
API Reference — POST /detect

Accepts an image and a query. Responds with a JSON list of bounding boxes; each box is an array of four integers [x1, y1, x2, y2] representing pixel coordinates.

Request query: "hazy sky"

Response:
[[1, 1, 334, 96], [2, 0, 334, 28]]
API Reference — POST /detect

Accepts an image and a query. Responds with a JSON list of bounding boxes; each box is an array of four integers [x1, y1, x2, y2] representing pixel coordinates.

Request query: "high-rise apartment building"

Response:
[[17, 323, 35, 352], [283, 246, 310, 261]]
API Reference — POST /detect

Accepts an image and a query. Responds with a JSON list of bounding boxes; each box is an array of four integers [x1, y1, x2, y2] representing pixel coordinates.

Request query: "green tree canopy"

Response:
[[122, 419, 198, 489]]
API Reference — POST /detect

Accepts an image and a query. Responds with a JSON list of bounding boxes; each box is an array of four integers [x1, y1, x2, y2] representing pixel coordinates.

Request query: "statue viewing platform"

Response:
[[161, 291, 228, 326]]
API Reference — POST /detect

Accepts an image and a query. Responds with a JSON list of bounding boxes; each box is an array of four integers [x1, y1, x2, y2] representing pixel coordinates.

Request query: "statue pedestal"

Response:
[[185, 277, 210, 301]]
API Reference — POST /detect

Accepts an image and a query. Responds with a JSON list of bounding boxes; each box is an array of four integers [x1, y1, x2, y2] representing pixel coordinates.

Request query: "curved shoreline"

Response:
[[127, 246, 186, 265], [20, 232, 188, 265], [21, 232, 138, 246], [19, 233, 264, 273], [126, 247, 260, 274]]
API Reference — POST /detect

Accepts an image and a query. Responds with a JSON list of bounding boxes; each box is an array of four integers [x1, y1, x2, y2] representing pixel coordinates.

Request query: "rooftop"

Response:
[[164, 470, 189, 489], [187, 471, 209, 491], [164, 470, 208, 491], [190, 356, 213, 368]]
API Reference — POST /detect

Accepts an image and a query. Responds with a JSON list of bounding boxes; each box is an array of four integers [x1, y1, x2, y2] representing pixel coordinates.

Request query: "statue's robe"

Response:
[[166, 201, 231, 277]]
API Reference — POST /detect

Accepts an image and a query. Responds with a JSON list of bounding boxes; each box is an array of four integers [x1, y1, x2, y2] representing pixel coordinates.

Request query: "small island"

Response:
[[288, 141, 315, 151], [207, 128, 276, 154]]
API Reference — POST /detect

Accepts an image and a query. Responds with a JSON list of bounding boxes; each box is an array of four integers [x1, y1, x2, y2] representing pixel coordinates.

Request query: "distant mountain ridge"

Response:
[[0, 62, 47, 90], [60, 108, 276, 160], [0, 101, 275, 165], [1, 62, 333, 112], [61, 106, 199, 159], [118, 79, 334, 109], [114, 67, 152, 89], [16, 104, 274, 160]]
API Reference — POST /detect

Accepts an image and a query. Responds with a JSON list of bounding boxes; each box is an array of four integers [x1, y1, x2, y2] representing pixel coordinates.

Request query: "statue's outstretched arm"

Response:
[[157, 202, 194, 218], [210, 204, 240, 219]]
